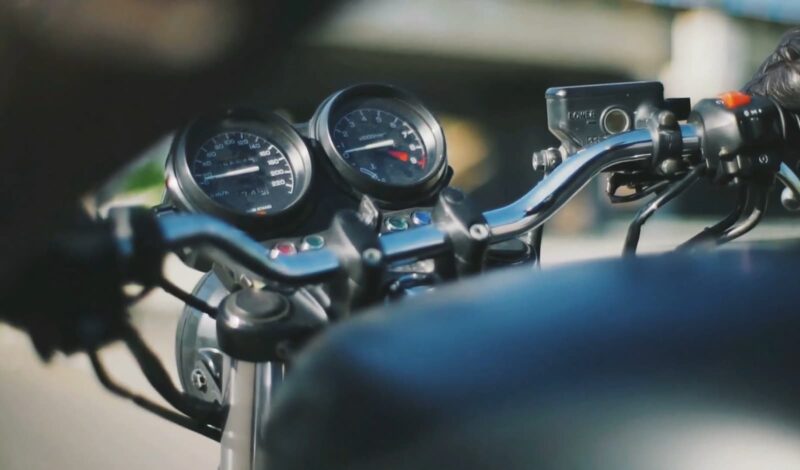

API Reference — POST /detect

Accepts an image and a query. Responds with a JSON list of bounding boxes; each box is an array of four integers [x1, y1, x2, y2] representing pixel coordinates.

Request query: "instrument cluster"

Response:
[[165, 84, 450, 245]]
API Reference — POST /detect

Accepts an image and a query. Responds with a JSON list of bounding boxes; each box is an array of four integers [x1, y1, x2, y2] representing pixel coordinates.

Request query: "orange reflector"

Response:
[[719, 91, 752, 109]]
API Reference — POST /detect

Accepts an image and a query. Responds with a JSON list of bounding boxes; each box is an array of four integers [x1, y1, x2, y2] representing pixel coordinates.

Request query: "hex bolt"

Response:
[[362, 248, 383, 266], [190, 368, 208, 393], [532, 148, 563, 173], [469, 224, 490, 241]]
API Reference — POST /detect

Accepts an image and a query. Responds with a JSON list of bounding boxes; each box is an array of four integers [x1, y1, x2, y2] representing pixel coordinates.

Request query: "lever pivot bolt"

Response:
[[532, 147, 564, 173], [659, 159, 682, 176]]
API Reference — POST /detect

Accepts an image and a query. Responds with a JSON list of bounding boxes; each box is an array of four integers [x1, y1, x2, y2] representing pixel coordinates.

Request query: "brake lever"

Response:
[[715, 184, 770, 245], [677, 186, 748, 249], [679, 184, 769, 251]]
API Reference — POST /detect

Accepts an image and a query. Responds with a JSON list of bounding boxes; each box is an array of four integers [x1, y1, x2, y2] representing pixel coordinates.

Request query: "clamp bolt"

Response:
[[469, 224, 490, 241], [362, 248, 383, 266]]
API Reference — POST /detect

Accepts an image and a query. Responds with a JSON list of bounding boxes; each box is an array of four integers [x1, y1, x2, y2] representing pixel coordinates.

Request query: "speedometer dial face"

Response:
[[331, 108, 428, 186], [191, 132, 296, 215]]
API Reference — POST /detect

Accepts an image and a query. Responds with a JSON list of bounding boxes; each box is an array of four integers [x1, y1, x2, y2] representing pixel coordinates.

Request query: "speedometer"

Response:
[[312, 84, 449, 205], [166, 111, 313, 228], [192, 132, 296, 215]]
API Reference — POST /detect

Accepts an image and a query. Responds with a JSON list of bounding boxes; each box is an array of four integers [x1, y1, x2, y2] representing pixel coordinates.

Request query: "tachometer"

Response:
[[312, 84, 448, 205], [166, 111, 312, 228], [331, 108, 429, 186]]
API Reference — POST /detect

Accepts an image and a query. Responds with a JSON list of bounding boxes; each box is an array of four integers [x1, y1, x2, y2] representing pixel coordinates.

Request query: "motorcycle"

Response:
[[5, 17, 800, 463], [26, 74, 797, 470]]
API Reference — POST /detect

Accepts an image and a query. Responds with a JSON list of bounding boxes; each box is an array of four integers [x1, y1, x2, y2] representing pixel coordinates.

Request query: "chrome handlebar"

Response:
[[485, 125, 701, 240], [155, 124, 707, 285]]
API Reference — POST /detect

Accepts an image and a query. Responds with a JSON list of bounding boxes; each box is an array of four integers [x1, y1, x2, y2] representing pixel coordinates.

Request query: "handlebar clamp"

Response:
[[648, 110, 686, 177], [432, 188, 491, 276]]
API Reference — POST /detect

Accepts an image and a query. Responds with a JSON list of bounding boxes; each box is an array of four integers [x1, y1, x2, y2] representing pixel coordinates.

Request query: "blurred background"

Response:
[[4, 1, 800, 469], [99, 0, 800, 233]]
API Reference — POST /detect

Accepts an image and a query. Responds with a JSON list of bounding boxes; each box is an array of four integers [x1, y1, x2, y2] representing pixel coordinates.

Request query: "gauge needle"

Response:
[[343, 139, 396, 155], [205, 165, 260, 181], [387, 150, 409, 162]]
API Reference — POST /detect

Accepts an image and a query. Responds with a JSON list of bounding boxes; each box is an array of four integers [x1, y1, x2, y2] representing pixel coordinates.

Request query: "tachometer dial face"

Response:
[[312, 84, 448, 204], [190, 132, 296, 215], [331, 108, 428, 186]]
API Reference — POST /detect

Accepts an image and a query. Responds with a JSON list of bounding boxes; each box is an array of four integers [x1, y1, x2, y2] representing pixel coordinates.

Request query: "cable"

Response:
[[623, 165, 706, 257], [121, 325, 223, 427], [88, 350, 222, 441], [159, 277, 218, 318]]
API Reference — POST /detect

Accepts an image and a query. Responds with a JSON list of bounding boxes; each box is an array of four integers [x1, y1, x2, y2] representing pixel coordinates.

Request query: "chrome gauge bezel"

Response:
[[166, 111, 313, 228], [311, 84, 448, 204]]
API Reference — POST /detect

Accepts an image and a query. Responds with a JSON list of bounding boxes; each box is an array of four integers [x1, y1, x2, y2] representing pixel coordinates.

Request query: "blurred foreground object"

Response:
[[0, 0, 339, 289]]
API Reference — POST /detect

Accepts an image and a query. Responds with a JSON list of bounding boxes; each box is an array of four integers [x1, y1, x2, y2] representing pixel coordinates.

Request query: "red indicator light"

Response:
[[270, 242, 297, 259], [719, 91, 752, 109], [387, 150, 409, 162]]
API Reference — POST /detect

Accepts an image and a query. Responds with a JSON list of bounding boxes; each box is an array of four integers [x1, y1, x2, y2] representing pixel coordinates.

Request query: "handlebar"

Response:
[[147, 124, 703, 286], [485, 125, 700, 240], [157, 213, 342, 284]]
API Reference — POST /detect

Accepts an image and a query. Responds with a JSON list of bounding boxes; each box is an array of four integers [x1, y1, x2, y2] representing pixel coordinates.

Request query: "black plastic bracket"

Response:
[[664, 98, 692, 121], [432, 188, 490, 276]]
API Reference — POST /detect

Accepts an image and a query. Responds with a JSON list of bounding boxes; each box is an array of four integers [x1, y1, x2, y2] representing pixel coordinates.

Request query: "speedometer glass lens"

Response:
[[191, 132, 295, 215], [331, 108, 428, 186]]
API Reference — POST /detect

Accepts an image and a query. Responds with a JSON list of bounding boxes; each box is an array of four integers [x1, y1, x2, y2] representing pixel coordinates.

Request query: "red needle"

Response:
[[387, 150, 409, 162]]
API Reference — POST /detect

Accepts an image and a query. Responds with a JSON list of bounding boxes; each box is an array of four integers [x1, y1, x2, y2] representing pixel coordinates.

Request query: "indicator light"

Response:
[[719, 91, 752, 109]]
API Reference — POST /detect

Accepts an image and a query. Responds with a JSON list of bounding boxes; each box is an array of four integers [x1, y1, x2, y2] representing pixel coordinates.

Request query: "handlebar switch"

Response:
[[432, 188, 490, 276], [689, 94, 785, 184]]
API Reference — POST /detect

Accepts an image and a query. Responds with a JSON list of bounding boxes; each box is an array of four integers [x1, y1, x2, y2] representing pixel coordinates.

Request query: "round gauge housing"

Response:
[[167, 111, 313, 228], [311, 84, 448, 205]]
